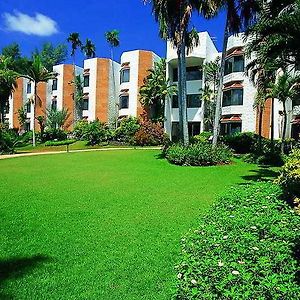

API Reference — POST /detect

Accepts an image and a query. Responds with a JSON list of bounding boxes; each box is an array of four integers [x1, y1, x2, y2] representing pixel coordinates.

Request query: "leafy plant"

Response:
[[114, 117, 140, 143], [165, 142, 232, 166], [173, 182, 300, 299], [83, 120, 110, 146], [45, 139, 76, 147]]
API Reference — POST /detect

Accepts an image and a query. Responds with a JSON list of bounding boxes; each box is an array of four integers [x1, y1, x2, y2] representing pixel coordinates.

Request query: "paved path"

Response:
[[0, 147, 161, 160]]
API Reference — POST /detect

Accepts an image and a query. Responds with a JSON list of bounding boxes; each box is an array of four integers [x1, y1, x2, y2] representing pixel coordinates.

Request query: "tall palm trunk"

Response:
[[281, 100, 288, 152], [258, 106, 263, 153], [177, 36, 189, 146], [270, 97, 275, 153], [212, 15, 229, 146], [32, 82, 37, 147]]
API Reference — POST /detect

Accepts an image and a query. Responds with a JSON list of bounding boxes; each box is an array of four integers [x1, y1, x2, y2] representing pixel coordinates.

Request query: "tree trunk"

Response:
[[177, 37, 189, 146], [258, 106, 263, 153], [281, 100, 288, 152], [212, 14, 229, 146], [32, 82, 37, 147], [270, 97, 275, 153]]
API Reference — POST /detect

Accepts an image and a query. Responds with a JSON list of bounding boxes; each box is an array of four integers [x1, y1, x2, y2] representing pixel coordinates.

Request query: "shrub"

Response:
[[43, 129, 67, 142], [114, 117, 140, 143], [0, 124, 19, 154], [277, 149, 300, 200], [84, 120, 110, 146], [165, 142, 232, 166], [45, 139, 76, 147], [222, 132, 257, 154], [133, 119, 166, 146], [191, 131, 212, 144], [73, 119, 90, 140], [173, 182, 300, 299]]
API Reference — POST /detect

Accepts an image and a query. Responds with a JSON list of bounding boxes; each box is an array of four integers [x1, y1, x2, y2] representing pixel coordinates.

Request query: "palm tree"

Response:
[[74, 75, 84, 120], [67, 33, 82, 124], [105, 30, 120, 128], [0, 56, 18, 123], [140, 58, 177, 121], [144, 0, 216, 146], [212, 0, 259, 146], [81, 39, 96, 59], [23, 55, 56, 146], [271, 72, 300, 150]]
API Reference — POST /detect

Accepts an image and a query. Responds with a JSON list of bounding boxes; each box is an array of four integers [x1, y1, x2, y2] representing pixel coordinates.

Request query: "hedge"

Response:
[[173, 182, 300, 299], [44, 139, 76, 147]]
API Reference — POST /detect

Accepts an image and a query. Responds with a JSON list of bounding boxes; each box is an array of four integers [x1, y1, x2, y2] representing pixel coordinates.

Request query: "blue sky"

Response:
[[0, 0, 226, 65]]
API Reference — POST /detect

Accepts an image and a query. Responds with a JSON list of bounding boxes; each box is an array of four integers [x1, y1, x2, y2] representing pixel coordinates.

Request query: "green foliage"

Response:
[[81, 39, 96, 59], [45, 139, 76, 147], [105, 30, 120, 48], [223, 132, 257, 154], [173, 182, 300, 299], [32, 42, 68, 72], [17, 106, 27, 130], [46, 107, 70, 130], [165, 142, 232, 166], [82, 120, 110, 146], [43, 129, 67, 142], [133, 119, 166, 146], [191, 131, 212, 144], [73, 119, 90, 140], [139, 58, 177, 120], [114, 117, 140, 143], [277, 149, 300, 199]]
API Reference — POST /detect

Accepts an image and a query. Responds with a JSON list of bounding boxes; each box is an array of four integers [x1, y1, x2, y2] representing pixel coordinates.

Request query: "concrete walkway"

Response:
[[0, 147, 161, 160]]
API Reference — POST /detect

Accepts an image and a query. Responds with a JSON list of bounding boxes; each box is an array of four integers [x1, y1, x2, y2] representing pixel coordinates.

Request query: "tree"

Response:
[[46, 107, 71, 130], [271, 71, 300, 150], [212, 0, 259, 146], [202, 58, 220, 131], [33, 42, 68, 72], [36, 115, 46, 138], [139, 58, 177, 121], [67, 33, 82, 124], [23, 55, 56, 146], [17, 106, 27, 132], [74, 75, 84, 120], [81, 39, 96, 59], [0, 56, 18, 123], [144, 0, 216, 146], [105, 30, 120, 128]]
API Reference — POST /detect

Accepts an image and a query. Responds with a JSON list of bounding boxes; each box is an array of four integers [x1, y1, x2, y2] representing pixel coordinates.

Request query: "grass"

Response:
[[0, 150, 276, 299]]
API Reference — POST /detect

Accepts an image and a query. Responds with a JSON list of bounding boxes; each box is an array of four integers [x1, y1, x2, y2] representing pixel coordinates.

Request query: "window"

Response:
[[51, 99, 57, 110], [83, 75, 90, 87], [119, 95, 129, 109], [224, 56, 244, 75], [83, 99, 89, 110], [221, 122, 242, 135], [173, 66, 203, 82], [27, 82, 32, 94], [188, 122, 201, 136], [172, 94, 202, 108], [26, 102, 31, 113], [52, 79, 58, 91], [120, 69, 130, 83], [171, 122, 180, 142], [222, 89, 243, 107]]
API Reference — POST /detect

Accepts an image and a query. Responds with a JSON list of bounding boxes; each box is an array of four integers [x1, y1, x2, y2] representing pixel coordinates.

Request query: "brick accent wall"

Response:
[[95, 59, 110, 122], [12, 78, 24, 129], [256, 98, 271, 138], [137, 51, 153, 118], [62, 65, 74, 130]]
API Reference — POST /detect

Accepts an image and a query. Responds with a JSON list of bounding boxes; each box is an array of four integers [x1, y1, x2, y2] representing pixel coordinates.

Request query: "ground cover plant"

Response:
[[165, 142, 232, 166], [0, 150, 262, 299], [174, 182, 300, 299]]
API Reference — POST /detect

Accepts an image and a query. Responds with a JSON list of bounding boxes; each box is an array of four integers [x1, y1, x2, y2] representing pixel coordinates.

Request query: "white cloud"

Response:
[[2, 11, 58, 36]]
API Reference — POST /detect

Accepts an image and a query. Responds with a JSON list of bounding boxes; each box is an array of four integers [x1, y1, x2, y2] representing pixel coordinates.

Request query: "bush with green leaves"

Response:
[[173, 182, 300, 299], [222, 132, 257, 154], [165, 142, 232, 166], [0, 124, 19, 154], [277, 149, 300, 199], [43, 129, 67, 142], [191, 131, 212, 144], [73, 119, 90, 140], [113, 117, 140, 143], [83, 120, 111, 146], [44, 139, 76, 147]]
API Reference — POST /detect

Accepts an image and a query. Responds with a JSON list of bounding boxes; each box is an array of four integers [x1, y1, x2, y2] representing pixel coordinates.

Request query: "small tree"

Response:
[[17, 106, 27, 131], [139, 58, 177, 121], [46, 107, 71, 130]]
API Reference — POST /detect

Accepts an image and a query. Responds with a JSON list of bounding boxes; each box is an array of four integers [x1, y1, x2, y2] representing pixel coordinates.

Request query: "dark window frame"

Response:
[[52, 79, 58, 91], [83, 98, 89, 110], [119, 95, 129, 109], [222, 89, 244, 107], [172, 94, 202, 108], [83, 75, 90, 87], [224, 55, 245, 75], [27, 82, 32, 94], [173, 66, 203, 82], [120, 68, 130, 84]]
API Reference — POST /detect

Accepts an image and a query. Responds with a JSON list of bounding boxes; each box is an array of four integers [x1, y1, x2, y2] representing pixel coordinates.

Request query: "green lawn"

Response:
[[0, 150, 275, 299]]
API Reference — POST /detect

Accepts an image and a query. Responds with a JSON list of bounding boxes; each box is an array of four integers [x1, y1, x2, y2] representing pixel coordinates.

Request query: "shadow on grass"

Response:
[[0, 255, 50, 299], [241, 167, 280, 183]]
